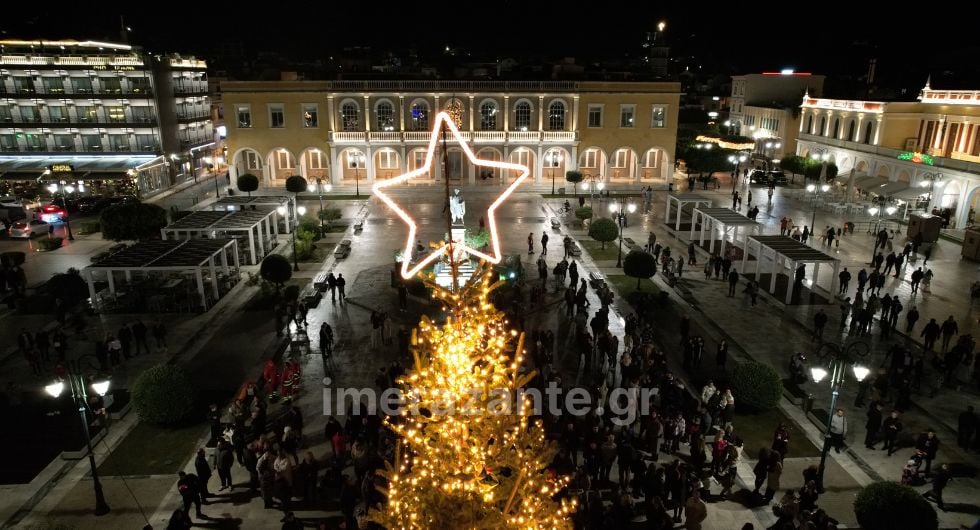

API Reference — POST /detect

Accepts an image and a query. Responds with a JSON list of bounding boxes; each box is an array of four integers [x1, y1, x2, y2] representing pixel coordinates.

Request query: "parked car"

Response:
[[76, 195, 106, 214], [750, 169, 788, 186], [38, 203, 67, 223], [8, 219, 49, 238]]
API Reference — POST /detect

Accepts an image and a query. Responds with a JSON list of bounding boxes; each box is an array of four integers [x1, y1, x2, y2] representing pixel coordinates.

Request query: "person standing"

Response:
[[540, 232, 549, 255], [813, 309, 828, 341], [958, 405, 977, 450], [527, 232, 534, 254], [915, 429, 940, 475], [336, 273, 346, 301], [829, 408, 848, 453], [217, 439, 235, 490], [882, 410, 903, 456], [940, 316, 959, 352], [716, 340, 729, 371], [684, 490, 708, 530], [906, 306, 920, 333], [865, 402, 883, 449], [727, 268, 739, 297], [177, 471, 203, 518], [326, 272, 337, 302], [194, 448, 212, 501], [838, 267, 851, 294]]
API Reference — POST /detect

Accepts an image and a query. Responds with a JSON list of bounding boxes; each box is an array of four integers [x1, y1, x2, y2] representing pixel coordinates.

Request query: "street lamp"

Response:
[[806, 184, 831, 235], [609, 199, 636, 268], [547, 151, 561, 195], [308, 178, 332, 237], [279, 205, 306, 271], [918, 172, 943, 213], [351, 152, 364, 198], [44, 358, 112, 515], [727, 153, 747, 190], [46, 180, 75, 241], [810, 150, 830, 183], [867, 198, 898, 262], [580, 176, 605, 209], [808, 341, 870, 492]]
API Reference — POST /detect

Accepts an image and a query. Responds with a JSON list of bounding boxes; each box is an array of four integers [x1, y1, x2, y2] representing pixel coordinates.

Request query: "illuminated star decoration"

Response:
[[373, 111, 530, 280]]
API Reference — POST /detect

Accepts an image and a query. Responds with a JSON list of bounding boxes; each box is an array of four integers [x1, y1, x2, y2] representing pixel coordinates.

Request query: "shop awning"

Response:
[[892, 187, 930, 200], [853, 175, 889, 190], [873, 181, 910, 197]]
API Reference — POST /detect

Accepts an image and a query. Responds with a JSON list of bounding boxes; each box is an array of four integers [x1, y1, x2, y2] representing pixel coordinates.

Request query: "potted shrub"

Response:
[[731, 362, 783, 411], [132, 364, 197, 425]]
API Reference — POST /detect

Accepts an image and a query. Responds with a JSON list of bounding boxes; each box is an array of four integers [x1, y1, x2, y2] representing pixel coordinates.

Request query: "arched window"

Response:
[[514, 101, 531, 131], [376, 101, 394, 131], [818, 117, 826, 136], [831, 118, 840, 139], [479, 101, 497, 130], [806, 115, 813, 134], [410, 101, 429, 131], [847, 120, 856, 142], [863, 121, 875, 144], [341, 102, 359, 131], [548, 101, 565, 131]]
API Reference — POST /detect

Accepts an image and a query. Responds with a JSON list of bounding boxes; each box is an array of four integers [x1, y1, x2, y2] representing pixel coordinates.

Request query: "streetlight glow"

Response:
[[45, 381, 65, 398], [627, 203, 637, 213], [807, 184, 816, 192], [277, 206, 287, 215], [608, 203, 618, 213], [810, 366, 828, 384], [307, 184, 317, 192], [297, 206, 307, 216], [885, 206, 897, 215], [597, 183, 605, 191], [867, 207, 879, 216], [821, 184, 830, 192], [852, 365, 870, 382]]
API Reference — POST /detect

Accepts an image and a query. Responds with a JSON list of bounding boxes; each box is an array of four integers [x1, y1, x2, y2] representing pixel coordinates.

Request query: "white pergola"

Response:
[[210, 195, 295, 233], [84, 239, 240, 311], [690, 207, 762, 255], [160, 209, 279, 265], [742, 235, 841, 304], [664, 193, 713, 230]]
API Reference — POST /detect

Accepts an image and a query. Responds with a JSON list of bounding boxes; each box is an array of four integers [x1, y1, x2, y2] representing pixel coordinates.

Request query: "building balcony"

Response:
[[472, 131, 506, 143], [542, 131, 576, 142], [368, 131, 401, 142], [331, 131, 367, 143], [19, 88, 154, 99], [173, 85, 208, 95], [508, 131, 540, 142], [799, 133, 980, 174], [322, 130, 577, 145], [177, 113, 211, 122]]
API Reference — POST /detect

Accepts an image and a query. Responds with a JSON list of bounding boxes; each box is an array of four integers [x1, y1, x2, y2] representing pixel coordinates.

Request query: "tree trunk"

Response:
[[637, 276, 642, 290]]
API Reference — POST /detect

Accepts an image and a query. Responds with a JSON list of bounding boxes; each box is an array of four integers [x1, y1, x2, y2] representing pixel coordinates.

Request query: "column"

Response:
[[209, 256, 219, 299], [741, 238, 749, 273], [161, 229, 167, 240], [830, 260, 840, 298], [675, 200, 683, 231], [691, 209, 700, 242], [755, 244, 762, 278], [572, 95, 580, 132], [503, 96, 510, 131], [248, 228, 256, 265], [220, 246, 229, 274], [327, 96, 336, 132], [196, 269, 207, 310], [785, 260, 795, 304], [665, 196, 672, 223], [124, 270, 132, 282], [363, 96, 371, 133], [398, 96, 405, 132], [813, 262, 821, 294], [535, 145, 544, 185], [468, 96, 475, 131], [85, 269, 98, 309], [570, 145, 579, 171], [769, 254, 778, 294], [365, 146, 375, 183], [107, 270, 116, 297], [538, 96, 544, 131], [232, 240, 240, 270], [799, 109, 807, 133], [872, 117, 883, 145], [268, 213, 277, 239], [329, 146, 340, 185]]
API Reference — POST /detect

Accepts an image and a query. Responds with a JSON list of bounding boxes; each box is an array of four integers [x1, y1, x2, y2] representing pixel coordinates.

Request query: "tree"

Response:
[[683, 145, 732, 175], [464, 227, 491, 249], [100, 203, 168, 241], [565, 170, 583, 196], [259, 254, 292, 289], [731, 362, 783, 411], [318, 207, 342, 228], [623, 250, 657, 289], [43, 268, 88, 306], [132, 364, 197, 425], [588, 217, 619, 249], [369, 265, 575, 529], [854, 482, 937, 530], [574, 206, 593, 224], [237, 173, 259, 197], [285, 175, 308, 194]]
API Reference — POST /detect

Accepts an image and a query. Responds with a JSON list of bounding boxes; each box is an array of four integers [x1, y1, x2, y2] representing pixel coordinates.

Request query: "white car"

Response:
[[8, 219, 49, 238]]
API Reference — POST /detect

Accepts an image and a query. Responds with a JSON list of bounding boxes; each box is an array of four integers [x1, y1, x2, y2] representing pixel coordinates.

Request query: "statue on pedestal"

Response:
[[449, 188, 466, 225]]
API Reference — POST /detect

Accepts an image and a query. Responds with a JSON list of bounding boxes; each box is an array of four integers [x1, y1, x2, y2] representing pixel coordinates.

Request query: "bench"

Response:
[[353, 220, 364, 232], [108, 243, 127, 254], [623, 237, 642, 252], [91, 251, 110, 263], [334, 239, 352, 259], [588, 271, 606, 289], [313, 272, 328, 292], [567, 242, 582, 257], [302, 285, 321, 308], [550, 218, 561, 230]]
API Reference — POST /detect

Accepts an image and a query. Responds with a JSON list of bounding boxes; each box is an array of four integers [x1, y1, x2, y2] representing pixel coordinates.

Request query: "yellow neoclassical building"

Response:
[[221, 79, 680, 190]]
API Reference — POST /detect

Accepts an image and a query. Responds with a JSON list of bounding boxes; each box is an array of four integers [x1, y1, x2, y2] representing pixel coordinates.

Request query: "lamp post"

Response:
[[919, 172, 943, 213], [580, 175, 605, 209], [548, 150, 561, 195], [867, 198, 898, 263], [44, 358, 111, 516], [728, 153, 747, 190], [47, 181, 75, 241], [279, 205, 306, 271], [351, 152, 364, 198], [806, 183, 831, 236], [808, 341, 871, 493], [609, 199, 637, 267], [308, 178, 332, 237], [810, 150, 830, 184]]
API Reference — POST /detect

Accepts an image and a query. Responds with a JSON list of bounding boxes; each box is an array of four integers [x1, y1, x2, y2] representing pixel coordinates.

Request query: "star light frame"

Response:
[[373, 111, 530, 280]]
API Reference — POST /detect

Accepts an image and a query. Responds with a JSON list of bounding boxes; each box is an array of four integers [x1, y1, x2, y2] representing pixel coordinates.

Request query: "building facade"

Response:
[[730, 72, 825, 160], [221, 80, 680, 190], [0, 39, 214, 198], [797, 82, 980, 228]]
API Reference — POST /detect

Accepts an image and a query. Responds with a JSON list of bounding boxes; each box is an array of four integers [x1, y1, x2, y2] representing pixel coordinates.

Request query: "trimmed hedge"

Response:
[[854, 482, 937, 530], [36, 237, 64, 251], [132, 365, 197, 425], [731, 362, 782, 411]]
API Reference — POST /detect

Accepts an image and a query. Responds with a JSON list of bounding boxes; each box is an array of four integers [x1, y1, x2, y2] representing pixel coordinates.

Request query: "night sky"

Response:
[[3, 2, 978, 88]]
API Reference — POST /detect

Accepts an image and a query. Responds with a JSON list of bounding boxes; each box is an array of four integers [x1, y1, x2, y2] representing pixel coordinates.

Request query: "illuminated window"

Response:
[[376, 101, 395, 131], [236, 105, 251, 128], [588, 105, 602, 128], [341, 102, 359, 131], [582, 150, 597, 168], [411, 101, 429, 131], [613, 150, 628, 168], [644, 150, 660, 168], [480, 101, 497, 130], [512, 149, 530, 168], [620, 105, 635, 128], [269, 104, 284, 128], [100, 77, 121, 94], [307, 150, 326, 169], [276, 150, 294, 168], [70, 77, 92, 94], [47, 106, 66, 122], [378, 150, 398, 169], [514, 101, 532, 130], [42, 77, 64, 94], [303, 104, 318, 128], [651, 105, 666, 128], [106, 106, 126, 123], [412, 150, 427, 170], [244, 151, 261, 170], [548, 101, 565, 131]]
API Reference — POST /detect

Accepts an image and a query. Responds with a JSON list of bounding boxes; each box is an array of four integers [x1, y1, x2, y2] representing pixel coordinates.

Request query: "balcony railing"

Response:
[[798, 133, 980, 175], [508, 131, 540, 142], [472, 131, 506, 142], [18, 88, 154, 98], [327, 80, 578, 92], [542, 131, 576, 142], [402, 131, 430, 142], [323, 130, 577, 144], [331, 131, 367, 143], [369, 131, 401, 142]]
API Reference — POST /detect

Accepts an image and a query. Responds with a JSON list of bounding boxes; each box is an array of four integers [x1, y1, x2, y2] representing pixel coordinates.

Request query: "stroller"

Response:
[[901, 450, 928, 486]]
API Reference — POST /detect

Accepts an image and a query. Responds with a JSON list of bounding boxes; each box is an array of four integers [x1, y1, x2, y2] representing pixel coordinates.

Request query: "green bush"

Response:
[[297, 215, 322, 239], [575, 207, 593, 222], [237, 173, 259, 197], [731, 362, 782, 411], [854, 482, 937, 530], [465, 228, 490, 249], [588, 217, 619, 249], [42, 268, 88, 306], [36, 237, 64, 251], [77, 220, 102, 234], [285, 175, 308, 194], [624, 250, 657, 288], [294, 228, 317, 260], [132, 365, 197, 425], [260, 254, 292, 288]]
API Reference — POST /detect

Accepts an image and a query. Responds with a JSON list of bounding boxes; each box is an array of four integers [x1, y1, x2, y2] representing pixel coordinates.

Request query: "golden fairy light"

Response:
[[369, 264, 575, 529]]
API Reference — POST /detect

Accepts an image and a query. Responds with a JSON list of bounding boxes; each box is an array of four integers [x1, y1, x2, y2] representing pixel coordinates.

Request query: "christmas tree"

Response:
[[370, 264, 576, 529]]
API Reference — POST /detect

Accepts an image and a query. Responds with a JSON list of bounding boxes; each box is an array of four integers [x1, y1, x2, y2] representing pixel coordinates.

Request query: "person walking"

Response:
[[923, 463, 951, 511], [194, 448, 213, 501], [326, 272, 337, 302], [940, 316, 959, 352], [915, 429, 941, 476], [177, 471, 203, 518], [336, 273, 346, 301], [813, 309, 828, 341], [906, 306, 920, 333], [829, 408, 848, 453], [910, 267, 924, 293], [865, 402, 883, 449], [838, 267, 851, 294], [527, 232, 534, 254], [921, 319, 941, 352], [727, 268, 739, 297]]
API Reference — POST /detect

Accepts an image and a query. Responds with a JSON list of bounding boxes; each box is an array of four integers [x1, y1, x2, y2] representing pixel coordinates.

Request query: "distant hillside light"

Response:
[[658, 21, 666, 32], [781, 68, 795, 75]]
